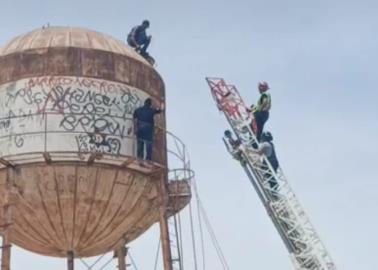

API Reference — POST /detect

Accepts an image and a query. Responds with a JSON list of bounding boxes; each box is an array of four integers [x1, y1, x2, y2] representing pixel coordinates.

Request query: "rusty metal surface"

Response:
[[0, 27, 165, 101], [0, 27, 144, 62], [0, 27, 187, 258], [0, 46, 164, 100], [0, 164, 190, 257]]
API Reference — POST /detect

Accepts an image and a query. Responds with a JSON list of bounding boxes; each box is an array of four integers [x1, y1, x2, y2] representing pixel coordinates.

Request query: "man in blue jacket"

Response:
[[133, 98, 163, 161]]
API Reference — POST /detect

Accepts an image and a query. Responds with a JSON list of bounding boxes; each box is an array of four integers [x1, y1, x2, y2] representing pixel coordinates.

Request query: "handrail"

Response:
[[166, 131, 194, 183]]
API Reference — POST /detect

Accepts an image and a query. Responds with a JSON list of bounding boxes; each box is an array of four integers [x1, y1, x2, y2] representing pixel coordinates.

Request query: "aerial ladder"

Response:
[[206, 77, 337, 270]]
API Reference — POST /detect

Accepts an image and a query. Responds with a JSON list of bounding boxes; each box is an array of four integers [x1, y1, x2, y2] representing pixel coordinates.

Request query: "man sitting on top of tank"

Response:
[[133, 98, 164, 161], [127, 20, 152, 58]]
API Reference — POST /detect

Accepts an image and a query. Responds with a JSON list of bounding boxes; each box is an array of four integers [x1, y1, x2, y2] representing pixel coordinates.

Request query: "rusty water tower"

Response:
[[0, 27, 192, 270]]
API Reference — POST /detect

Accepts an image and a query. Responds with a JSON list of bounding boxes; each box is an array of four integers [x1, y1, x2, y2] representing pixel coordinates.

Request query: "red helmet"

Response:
[[258, 82, 269, 92]]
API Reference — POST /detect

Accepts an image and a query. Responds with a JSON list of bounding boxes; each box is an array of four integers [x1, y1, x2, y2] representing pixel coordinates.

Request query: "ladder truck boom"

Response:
[[206, 77, 337, 270]]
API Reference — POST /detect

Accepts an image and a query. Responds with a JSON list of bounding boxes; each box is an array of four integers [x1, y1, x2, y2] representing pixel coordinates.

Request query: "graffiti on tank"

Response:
[[0, 76, 149, 156], [27, 76, 132, 94], [4, 77, 142, 118], [7, 108, 35, 119], [75, 133, 121, 155], [0, 109, 44, 152], [39, 85, 141, 117], [13, 134, 24, 148], [0, 119, 11, 131], [4, 85, 48, 109], [60, 114, 131, 138]]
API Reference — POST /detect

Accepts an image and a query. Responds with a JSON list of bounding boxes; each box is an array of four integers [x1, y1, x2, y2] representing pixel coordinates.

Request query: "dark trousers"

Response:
[[136, 128, 153, 160], [254, 111, 269, 142], [137, 138, 152, 160], [128, 35, 151, 54], [139, 36, 151, 55]]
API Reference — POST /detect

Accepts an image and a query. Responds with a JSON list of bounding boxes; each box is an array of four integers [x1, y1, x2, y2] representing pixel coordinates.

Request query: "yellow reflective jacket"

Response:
[[256, 92, 271, 112]]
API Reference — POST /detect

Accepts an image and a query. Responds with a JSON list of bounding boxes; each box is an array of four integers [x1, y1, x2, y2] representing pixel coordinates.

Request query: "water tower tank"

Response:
[[0, 27, 191, 258]]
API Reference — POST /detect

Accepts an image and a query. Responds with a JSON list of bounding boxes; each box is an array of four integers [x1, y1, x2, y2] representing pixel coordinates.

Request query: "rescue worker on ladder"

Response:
[[255, 131, 279, 196], [223, 130, 246, 165], [248, 82, 271, 142], [127, 20, 155, 65]]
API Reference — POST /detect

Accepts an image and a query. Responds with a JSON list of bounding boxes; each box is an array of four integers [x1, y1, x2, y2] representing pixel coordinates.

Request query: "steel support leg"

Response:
[[117, 246, 128, 270], [157, 174, 173, 270], [1, 170, 14, 270], [1, 220, 11, 270], [67, 251, 74, 270]]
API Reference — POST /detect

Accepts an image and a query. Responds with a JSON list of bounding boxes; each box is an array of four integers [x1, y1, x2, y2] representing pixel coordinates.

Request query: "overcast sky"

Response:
[[0, 0, 377, 269]]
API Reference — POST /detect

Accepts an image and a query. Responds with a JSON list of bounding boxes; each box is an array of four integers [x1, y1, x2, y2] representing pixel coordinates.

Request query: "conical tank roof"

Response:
[[0, 26, 148, 65]]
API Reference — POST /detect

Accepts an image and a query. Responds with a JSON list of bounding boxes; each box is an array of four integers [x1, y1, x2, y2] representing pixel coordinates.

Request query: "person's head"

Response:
[[224, 130, 232, 138], [144, 98, 152, 107], [258, 81, 269, 93], [142, 20, 150, 29], [261, 131, 273, 142]]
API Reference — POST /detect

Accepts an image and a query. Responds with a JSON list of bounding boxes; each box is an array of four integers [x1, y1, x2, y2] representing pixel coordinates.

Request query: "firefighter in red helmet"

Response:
[[249, 81, 271, 142]]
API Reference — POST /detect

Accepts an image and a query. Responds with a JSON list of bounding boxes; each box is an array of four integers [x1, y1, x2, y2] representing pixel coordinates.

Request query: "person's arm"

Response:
[[154, 102, 165, 114], [246, 104, 256, 113], [259, 142, 272, 156], [250, 142, 269, 156], [223, 137, 233, 153]]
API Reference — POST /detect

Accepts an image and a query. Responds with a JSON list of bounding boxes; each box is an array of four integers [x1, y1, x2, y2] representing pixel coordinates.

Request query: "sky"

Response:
[[0, 0, 377, 269]]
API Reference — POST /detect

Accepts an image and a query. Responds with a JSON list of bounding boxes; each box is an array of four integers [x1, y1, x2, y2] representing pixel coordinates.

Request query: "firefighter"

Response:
[[250, 82, 271, 142], [224, 130, 246, 165]]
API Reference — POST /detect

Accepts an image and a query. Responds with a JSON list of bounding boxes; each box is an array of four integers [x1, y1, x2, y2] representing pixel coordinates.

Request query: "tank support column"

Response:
[[1, 169, 16, 270], [157, 173, 173, 270], [116, 246, 128, 270], [67, 251, 74, 270], [1, 206, 12, 270]]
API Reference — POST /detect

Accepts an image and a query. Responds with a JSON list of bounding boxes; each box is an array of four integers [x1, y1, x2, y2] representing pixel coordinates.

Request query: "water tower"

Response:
[[0, 27, 192, 270]]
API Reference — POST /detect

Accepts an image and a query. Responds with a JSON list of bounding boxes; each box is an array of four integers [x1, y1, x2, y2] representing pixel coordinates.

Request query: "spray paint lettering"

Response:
[[75, 133, 121, 155], [60, 114, 129, 138], [0, 76, 149, 156]]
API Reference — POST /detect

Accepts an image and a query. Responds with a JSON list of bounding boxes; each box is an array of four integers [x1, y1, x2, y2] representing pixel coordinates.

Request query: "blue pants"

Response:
[[254, 111, 269, 142], [128, 35, 151, 54], [136, 127, 153, 160]]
